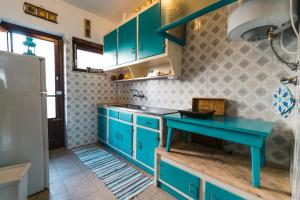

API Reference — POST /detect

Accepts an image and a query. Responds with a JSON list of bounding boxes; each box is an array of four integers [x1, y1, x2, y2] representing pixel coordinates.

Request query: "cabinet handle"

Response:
[[189, 184, 199, 197], [131, 48, 136, 54], [210, 193, 221, 200], [138, 141, 142, 149]]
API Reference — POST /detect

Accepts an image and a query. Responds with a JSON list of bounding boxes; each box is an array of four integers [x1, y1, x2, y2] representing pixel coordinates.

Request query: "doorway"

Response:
[[0, 22, 65, 150]]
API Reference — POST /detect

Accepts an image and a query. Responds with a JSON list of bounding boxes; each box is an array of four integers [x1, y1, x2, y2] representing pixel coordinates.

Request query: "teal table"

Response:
[[163, 113, 273, 188]]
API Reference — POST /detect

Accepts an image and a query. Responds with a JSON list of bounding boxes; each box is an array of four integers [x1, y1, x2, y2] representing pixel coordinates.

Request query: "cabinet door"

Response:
[[118, 122, 133, 156], [138, 3, 165, 59], [205, 182, 245, 200], [118, 18, 137, 64], [109, 119, 119, 148], [104, 29, 117, 67], [136, 127, 159, 168], [160, 160, 200, 200], [98, 115, 107, 142]]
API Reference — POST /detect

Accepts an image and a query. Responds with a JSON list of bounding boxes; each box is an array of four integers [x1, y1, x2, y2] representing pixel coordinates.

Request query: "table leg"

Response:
[[251, 147, 261, 188], [166, 127, 174, 152], [260, 141, 266, 167], [184, 131, 190, 143]]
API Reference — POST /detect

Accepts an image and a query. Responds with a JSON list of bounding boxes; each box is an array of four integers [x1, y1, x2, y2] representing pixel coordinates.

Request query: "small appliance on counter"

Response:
[[179, 98, 226, 119]]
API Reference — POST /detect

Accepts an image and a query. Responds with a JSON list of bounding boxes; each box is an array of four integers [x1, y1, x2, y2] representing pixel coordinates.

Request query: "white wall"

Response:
[[0, 0, 117, 148], [0, 0, 116, 43]]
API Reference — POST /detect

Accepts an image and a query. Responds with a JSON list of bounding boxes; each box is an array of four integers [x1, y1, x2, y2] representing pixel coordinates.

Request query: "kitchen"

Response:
[[0, 0, 299, 200]]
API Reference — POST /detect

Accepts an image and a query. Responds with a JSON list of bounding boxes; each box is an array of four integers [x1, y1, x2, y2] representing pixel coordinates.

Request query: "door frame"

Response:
[[0, 21, 65, 149]]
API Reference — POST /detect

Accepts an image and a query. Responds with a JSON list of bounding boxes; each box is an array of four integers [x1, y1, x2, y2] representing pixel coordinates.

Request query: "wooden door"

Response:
[[0, 22, 65, 150]]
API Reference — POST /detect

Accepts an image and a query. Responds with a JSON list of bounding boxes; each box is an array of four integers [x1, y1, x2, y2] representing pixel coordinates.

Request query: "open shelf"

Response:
[[111, 75, 177, 83]]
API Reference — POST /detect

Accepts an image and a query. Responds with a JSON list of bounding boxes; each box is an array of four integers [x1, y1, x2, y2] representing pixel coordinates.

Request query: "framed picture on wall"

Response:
[[24, 3, 37, 16], [23, 2, 58, 24], [84, 19, 91, 38]]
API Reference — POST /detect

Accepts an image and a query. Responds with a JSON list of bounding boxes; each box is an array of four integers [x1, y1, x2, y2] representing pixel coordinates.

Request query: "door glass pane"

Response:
[[12, 33, 56, 118], [0, 32, 8, 51]]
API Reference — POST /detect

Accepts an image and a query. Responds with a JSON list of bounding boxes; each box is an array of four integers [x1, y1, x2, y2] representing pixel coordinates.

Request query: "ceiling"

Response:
[[61, 0, 144, 23]]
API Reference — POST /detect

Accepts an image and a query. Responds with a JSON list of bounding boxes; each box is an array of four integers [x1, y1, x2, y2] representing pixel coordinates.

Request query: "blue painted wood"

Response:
[[99, 140, 154, 175], [260, 141, 266, 167], [119, 112, 133, 123], [163, 113, 273, 137], [251, 147, 261, 187], [160, 160, 200, 199], [138, 3, 165, 59], [109, 109, 119, 119], [205, 182, 245, 200], [166, 127, 173, 152], [159, 182, 188, 200], [157, 0, 236, 46], [136, 127, 159, 168], [166, 120, 264, 148], [118, 17, 137, 64], [98, 107, 107, 116], [118, 122, 133, 156], [104, 30, 118, 67], [136, 115, 159, 130], [98, 115, 107, 142], [108, 119, 119, 148], [163, 113, 273, 188]]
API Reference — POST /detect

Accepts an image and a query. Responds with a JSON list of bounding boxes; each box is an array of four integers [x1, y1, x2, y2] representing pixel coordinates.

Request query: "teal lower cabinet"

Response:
[[205, 182, 245, 200], [159, 182, 188, 200], [100, 107, 163, 174], [109, 119, 119, 149], [108, 118, 133, 157], [118, 122, 133, 156], [136, 127, 159, 168], [98, 114, 107, 142], [159, 160, 200, 199]]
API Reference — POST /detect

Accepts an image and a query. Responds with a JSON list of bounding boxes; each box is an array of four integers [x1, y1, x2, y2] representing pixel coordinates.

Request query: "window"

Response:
[[72, 37, 104, 72]]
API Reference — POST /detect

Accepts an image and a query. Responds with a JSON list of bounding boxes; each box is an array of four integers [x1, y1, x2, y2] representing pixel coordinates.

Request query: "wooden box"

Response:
[[192, 98, 226, 116]]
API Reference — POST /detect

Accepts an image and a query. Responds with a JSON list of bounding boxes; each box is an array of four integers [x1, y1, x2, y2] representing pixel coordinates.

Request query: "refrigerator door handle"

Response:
[[40, 91, 47, 96]]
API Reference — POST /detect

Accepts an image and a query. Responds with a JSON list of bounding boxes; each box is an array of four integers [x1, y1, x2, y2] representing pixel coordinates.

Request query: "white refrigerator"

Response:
[[0, 51, 49, 195]]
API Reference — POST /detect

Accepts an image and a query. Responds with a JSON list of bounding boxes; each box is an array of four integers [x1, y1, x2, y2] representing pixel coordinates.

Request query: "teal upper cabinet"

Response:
[[104, 29, 117, 67], [118, 17, 137, 65], [138, 3, 165, 59]]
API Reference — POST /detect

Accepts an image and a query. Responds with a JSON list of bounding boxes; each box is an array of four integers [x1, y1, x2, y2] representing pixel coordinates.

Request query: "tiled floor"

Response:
[[28, 144, 174, 200]]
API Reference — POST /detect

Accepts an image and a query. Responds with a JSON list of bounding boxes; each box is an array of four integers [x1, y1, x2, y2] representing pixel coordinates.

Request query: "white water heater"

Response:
[[227, 0, 298, 42]]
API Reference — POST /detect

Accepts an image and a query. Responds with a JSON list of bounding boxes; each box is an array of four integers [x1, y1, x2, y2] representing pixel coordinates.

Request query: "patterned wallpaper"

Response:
[[115, 7, 298, 167], [64, 39, 116, 149]]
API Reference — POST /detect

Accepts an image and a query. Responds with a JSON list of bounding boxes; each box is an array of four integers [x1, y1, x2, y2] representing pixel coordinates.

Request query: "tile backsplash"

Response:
[[64, 39, 116, 149], [116, 7, 298, 167]]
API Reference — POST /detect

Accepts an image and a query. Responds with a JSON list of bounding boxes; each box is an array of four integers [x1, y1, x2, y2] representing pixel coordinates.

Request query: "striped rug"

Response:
[[72, 145, 153, 200]]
